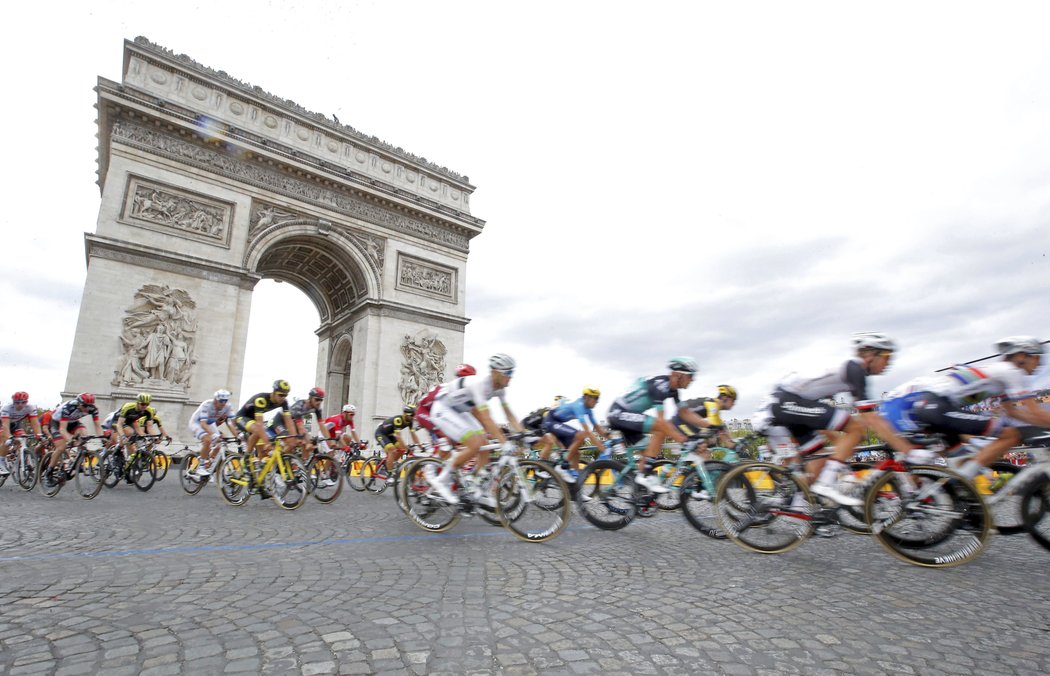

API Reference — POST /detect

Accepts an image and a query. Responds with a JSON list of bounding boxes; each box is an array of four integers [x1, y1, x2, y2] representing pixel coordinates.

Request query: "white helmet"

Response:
[[489, 353, 517, 373], [852, 332, 897, 352], [995, 336, 1044, 356], [668, 356, 699, 374], [214, 389, 232, 402], [342, 403, 357, 414]]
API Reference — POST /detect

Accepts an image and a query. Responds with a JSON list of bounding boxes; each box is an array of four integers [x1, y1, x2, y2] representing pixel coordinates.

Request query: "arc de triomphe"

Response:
[[63, 37, 484, 438]]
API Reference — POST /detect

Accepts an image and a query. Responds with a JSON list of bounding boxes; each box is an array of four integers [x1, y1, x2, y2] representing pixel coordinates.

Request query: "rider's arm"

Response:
[[472, 405, 509, 444], [856, 409, 915, 456], [502, 402, 525, 434], [1002, 398, 1050, 428]]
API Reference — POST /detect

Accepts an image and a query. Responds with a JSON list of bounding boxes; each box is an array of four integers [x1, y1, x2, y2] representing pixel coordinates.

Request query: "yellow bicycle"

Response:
[[216, 435, 309, 510]]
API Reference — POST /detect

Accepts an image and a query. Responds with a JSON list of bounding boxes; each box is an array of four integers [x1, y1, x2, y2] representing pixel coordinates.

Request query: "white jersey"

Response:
[[190, 399, 235, 426], [910, 361, 1032, 405], [435, 374, 507, 414], [1, 402, 38, 423], [776, 358, 869, 405]]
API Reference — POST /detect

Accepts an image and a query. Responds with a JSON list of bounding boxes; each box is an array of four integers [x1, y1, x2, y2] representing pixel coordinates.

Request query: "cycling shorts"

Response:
[[430, 400, 484, 444], [541, 416, 580, 447], [768, 390, 850, 454], [906, 394, 1001, 448], [605, 406, 654, 447]]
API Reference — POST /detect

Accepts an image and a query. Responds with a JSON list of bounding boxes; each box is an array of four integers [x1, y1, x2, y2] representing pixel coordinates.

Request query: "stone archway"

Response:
[[64, 38, 484, 442]]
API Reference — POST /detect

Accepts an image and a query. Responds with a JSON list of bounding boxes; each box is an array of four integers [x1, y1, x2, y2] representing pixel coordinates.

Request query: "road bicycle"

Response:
[[300, 437, 344, 504], [215, 435, 309, 510], [397, 435, 571, 542], [37, 436, 105, 499], [100, 434, 167, 492], [179, 436, 243, 495], [2, 432, 46, 491], [346, 443, 379, 492]]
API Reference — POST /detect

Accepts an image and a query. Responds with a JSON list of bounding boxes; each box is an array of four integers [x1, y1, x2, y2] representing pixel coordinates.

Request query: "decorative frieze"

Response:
[[248, 200, 386, 272], [121, 176, 233, 246], [112, 122, 470, 252], [396, 254, 456, 302]]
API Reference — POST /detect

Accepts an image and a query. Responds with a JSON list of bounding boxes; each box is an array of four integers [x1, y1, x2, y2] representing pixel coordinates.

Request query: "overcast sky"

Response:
[[2, 1, 1048, 422]]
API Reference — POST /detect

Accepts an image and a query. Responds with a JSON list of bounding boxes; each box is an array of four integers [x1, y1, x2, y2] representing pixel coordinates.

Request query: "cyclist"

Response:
[[47, 393, 105, 472], [427, 353, 524, 504], [234, 380, 295, 460], [538, 387, 608, 483], [415, 363, 476, 455], [606, 357, 708, 493], [1, 392, 43, 476], [115, 393, 170, 445], [269, 387, 330, 459], [672, 384, 739, 451], [751, 332, 914, 506], [187, 389, 237, 476], [374, 406, 422, 485], [323, 404, 364, 450], [881, 336, 1050, 480]]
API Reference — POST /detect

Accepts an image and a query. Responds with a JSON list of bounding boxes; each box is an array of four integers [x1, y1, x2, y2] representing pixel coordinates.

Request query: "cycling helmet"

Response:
[[272, 379, 291, 393], [995, 336, 1045, 356], [668, 356, 699, 374], [76, 393, 95, 406], [456, 363, 477, 377], [137, 393, 152, 405], [214, 389, 232, 402], [342, 404, 357, 414], [583, 387, 601, 398], [12, 391, 29, 403], [309, 387, 326, 400], [852, 332, 897, 352], [489, 353, 516, 373], [403, 405, 416, 416], [717, 385, 738, 399]]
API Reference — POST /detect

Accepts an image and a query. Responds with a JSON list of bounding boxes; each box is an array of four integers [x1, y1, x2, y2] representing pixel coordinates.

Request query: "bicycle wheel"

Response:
[[101, 450, 122, 488], [398, 457, 460, 532], [1020, 475, 1050, 553], [15, 446, 39, 491], [714, 462, 814, 554], [650, 459, 684, 511], [73, 450, 105, 499], [269, 455, 309, 510], [129, 454, 157, 492], [395, 457, 426, 514], [217, 454, 251, 506], [575, 459, 637, 530], [152, 450, 170, 481], [38, 454, 65, 498], [679, 461, 735, 539], [497, 459, 571, 542], [308, 454, 343, 504], [864, 466, 990, 568], [179, 453, 209, 496], [345, 454, 368, 492], [360, 457, 389, 495]]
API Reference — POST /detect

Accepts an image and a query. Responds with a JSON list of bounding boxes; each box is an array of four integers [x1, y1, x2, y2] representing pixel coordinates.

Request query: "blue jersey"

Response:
[[548, 397, 599, 427]]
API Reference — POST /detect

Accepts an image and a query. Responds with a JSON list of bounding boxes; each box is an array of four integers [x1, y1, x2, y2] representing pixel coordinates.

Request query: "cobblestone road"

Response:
[[1, 473, 1049, 675]]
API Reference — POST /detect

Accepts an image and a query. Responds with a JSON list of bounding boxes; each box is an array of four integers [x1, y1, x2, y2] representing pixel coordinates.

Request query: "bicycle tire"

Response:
[[38, 453, 65, 498], [73, 450, 105, 499], [179, 453, 209, 496], [497, 459, 571, 542], [152, 450, 170, 481], [1020, 475, 1050, 553], [575, 459, 637, 530], [714, 462, 815, 554], [394, 458, 426, 514], [0, 463, 6, 487], [308, 454, 343, 504], [679, 461, 735, 539], [269, 455, 309, 510], [345, 454, 369, 492], [397, 457, 460, 532], [129, 454, 157, 492], [864, 465, 990, 568], [217, 454, 252, 506], [100, 450, 122, 488], [15, 444, 39, 491]]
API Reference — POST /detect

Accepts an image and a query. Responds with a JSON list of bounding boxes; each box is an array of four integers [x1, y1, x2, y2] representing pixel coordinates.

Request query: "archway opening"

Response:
[[238, 278, 321, 405]]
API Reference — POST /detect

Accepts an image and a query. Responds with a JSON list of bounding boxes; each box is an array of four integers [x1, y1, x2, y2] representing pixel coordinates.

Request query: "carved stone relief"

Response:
[[396, 254, 456, 301], [248, 201, 303, 237], [248, 201, 386, 271], [122, 177, 233, 246], [112, 285, 198, 390], [399, 331, 447, 407]]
